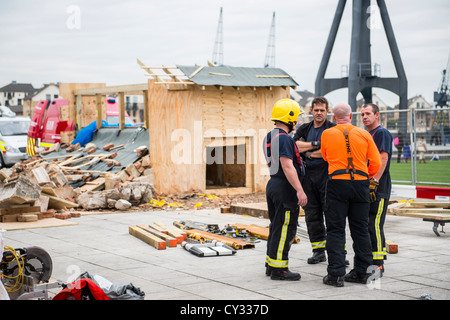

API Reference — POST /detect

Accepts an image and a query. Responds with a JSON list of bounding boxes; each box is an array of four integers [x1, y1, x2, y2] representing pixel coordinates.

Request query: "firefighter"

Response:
[[263, 98, 307, 281], [361, 103, 393, 276], [293, 96, 335, 264], [320, 103, 381, 287]]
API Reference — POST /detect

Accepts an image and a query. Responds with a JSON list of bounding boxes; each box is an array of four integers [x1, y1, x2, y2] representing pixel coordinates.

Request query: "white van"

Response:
[[0, 108, 30, 167]]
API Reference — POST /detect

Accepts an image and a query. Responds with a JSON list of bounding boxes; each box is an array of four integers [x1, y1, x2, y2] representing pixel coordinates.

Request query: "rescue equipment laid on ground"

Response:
[[181, 240, 236, 257]]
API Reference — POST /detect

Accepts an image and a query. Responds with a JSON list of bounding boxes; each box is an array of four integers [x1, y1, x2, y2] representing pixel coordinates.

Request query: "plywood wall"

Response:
[[147, 79, 289, 194], [59, 83, 106, 128], [147, 80, 204, 194]]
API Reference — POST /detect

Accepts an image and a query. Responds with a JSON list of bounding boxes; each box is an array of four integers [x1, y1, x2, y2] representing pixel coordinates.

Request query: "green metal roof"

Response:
[[176, 65, 298, 87]]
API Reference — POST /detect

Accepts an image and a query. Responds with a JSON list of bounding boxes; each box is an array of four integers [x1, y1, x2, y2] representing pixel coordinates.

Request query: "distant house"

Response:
[[23, 83, 60, 117], [0, 81, 35, 116], [407, 94, 433, 110], [357, 93, 390, 111], [407, 95, 434, 133]]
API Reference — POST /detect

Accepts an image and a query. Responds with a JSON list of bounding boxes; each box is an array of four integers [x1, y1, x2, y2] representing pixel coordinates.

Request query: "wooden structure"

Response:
[[59, 83, 149, 131], [138, 59, 298, 195]]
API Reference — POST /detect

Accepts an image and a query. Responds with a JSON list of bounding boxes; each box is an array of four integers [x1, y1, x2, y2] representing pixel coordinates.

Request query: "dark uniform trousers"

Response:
[[302, 162, 328, 252], [325, 179, 373, 277], [369, 197, 388, 265], [266, 177, 299, 270]]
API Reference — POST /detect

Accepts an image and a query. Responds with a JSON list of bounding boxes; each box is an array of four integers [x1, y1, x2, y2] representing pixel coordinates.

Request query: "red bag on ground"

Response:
[[53, 279, 109, 300]]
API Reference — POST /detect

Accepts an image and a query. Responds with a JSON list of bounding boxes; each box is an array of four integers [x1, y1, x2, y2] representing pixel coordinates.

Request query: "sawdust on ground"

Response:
[[78, 191, 267, 213]]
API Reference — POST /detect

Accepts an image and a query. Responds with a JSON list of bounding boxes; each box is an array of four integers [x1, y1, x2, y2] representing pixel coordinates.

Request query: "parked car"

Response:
[[0, 114, 31, 167]]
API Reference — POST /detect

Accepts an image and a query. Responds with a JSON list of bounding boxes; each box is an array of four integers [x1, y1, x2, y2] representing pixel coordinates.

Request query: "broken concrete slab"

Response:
[[77, 191, 107, 210], [115, 199, 132, 210], [0, 176, 42, 207]]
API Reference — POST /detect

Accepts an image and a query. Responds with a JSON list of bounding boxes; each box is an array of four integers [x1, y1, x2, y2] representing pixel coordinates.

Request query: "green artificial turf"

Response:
[[390, 159, 450, 186]]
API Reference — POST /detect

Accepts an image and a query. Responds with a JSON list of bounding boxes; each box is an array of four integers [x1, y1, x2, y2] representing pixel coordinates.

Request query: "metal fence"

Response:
[[297, 107, 450, 187]]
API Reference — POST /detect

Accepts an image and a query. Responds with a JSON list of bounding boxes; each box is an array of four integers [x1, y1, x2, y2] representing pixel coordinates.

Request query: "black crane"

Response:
[[434, 53, 450, 108]]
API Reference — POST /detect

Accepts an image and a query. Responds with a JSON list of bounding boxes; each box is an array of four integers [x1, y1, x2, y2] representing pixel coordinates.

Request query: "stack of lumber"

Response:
[[129, 221, 257, 251], [387, 200, 450, 220], [129, 222, 187, 250]]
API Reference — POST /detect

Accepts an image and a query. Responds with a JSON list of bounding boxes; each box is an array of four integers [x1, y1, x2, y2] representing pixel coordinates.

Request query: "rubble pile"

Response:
[[0, 142, 154, 222], [0, 141, 267, 224]]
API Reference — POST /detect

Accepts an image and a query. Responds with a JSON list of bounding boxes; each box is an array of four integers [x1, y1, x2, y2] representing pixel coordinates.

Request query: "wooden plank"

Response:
[[137, 225, 177, 247], [148, 223, 168, 234], [188, 65, 204, 78], [390, 211, 450, 221], [0, 217, 77, 231], [0, 206, 41, 216], [41, 194, 79, 210], [143, 89, 149, 130], [149, 223, 184, 244], [393, 208, 450, 214], [119, 92, 125, 131], [386, 240, 398, 254], [1, 214, 19, 223], [74, 83, 147, 95], [129, 225, 166, 250], [154, 222, 187, 241], [96, 94, 103, 130], [408, 201, 450, 209], [77, 177, 105, 192]]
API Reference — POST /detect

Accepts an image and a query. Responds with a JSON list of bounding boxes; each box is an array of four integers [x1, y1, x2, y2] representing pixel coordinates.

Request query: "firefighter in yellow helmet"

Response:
[[263, 98, 308, 280]]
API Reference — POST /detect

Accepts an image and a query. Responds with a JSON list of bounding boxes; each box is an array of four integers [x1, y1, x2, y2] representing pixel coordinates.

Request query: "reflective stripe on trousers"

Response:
[[373, 198, 386, 260], [266, 210, 291, 269]]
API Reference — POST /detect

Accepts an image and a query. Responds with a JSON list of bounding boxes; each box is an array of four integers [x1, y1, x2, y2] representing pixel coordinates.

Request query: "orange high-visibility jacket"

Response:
[[321, 124, 381, 180]]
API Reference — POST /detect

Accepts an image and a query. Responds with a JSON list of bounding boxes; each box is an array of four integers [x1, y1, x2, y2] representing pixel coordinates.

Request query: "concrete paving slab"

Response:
[[1, 208, 449, 302]]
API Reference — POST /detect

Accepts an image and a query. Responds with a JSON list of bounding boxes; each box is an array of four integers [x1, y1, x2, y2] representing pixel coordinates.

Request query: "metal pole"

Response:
[[348, 0, 363, 117], [411, 109, 416, 186], [315, 0, 347, 95]]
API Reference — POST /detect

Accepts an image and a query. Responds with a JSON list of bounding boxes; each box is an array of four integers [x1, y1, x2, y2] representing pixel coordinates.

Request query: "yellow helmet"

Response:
[[271, 99, 303, 127]]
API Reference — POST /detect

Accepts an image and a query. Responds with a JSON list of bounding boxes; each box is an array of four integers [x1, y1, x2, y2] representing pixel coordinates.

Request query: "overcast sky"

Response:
[[1, 0, 449, 107]]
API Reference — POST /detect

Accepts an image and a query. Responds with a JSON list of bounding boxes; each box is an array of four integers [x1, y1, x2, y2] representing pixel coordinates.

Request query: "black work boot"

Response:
[[343, 269, 370, 284], [271, 269, 301, 281], [307, 251, 326, 264], [323, 274, 344, 287]]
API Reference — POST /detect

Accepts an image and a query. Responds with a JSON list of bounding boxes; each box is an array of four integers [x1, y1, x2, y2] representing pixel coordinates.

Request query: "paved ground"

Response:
[[2, 207, 450, 301]]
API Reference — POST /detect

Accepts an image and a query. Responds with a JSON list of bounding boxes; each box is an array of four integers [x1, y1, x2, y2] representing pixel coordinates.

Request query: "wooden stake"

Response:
[[129, 226, 166, 250]]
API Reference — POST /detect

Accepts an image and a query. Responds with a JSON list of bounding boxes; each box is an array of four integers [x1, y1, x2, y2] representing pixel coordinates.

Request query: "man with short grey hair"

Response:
[[320, 103, 381, 287]]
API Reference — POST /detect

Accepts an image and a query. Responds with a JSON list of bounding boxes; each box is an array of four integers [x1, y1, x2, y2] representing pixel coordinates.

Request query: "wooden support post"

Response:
[[143, 90, 149, 129], [137, 225, 178, 247], [96, 94, 103, 130], [76, 94, 82, 129], [119, 92, 125, 130], [386, 240, 398, 254]]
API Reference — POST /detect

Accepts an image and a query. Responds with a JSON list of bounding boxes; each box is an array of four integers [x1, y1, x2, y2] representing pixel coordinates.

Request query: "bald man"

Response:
[[320, 103, 381, 287]]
